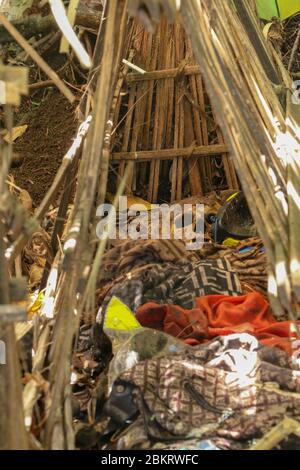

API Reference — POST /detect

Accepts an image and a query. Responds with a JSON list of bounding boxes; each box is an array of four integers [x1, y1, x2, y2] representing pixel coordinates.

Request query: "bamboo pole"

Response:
[[44, 0, 122, 448], [250, 417, 300, 450], [0, 114, 28, 449], [126, 65, 201, 82], [112, 144, 228, 160]]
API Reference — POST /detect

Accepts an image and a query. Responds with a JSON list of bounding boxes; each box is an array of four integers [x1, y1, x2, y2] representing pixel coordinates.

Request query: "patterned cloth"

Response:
[[104, 334, 300, 450], [100, 258, 242, 314]]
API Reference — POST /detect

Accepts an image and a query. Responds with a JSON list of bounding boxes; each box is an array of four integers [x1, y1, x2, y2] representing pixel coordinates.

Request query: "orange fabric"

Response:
[[136, 292, 298, 353]]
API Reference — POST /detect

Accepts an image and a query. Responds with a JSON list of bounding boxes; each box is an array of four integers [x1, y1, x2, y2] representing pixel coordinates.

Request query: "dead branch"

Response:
[[0, 14, 75, 103], [112, 144, 228, 161], [0, 3, 102, 43]]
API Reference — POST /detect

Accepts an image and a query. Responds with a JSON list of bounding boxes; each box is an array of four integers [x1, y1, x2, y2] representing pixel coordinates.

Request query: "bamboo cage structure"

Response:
[[110, 18, 239, 202]]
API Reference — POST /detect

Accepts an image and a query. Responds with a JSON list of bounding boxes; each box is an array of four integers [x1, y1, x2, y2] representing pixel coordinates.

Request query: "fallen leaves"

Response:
[[3, 124, 28, 143], [23, 230, 52, 289]]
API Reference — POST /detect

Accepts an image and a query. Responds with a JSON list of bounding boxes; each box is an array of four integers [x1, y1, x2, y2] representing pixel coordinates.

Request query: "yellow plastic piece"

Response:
[[256, 0, 300, 21], [225, 192, 239, 203], [27, 291, 44, 319], [104, 296, 141, 330], [279, 1, 300, 20], [222, 237, 240, 248]]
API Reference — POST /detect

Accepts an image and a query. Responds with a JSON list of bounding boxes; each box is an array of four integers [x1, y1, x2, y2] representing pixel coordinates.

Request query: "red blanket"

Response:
[[136, 292, 298, 353]]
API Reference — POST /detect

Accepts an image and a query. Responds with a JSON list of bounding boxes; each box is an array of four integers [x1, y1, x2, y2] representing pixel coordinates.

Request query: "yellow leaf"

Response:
[[3, 124, 28, 144]]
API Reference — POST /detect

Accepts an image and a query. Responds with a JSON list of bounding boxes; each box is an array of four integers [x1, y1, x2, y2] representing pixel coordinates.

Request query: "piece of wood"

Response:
[[29, 79, 55, 91], [138, 28, 155, 188], [288, 25, 300, 72], [0, 219, 28, 449], [0, 64, 28, 105], [184, 98, 203, 196], [213, 107, 239, 190], [126, 65, 201, 82], [44, 0, 121, 448], [98, 0, 128, 203], [126, 22, 147, 194], [287, 91, 300, 304], [198, 75, 212, 191], [0, 305, 27, 322], [171, 21, 185, 201], [112, 144, 227, 161], [0, 5, 102, 43], [250, 417, 300, 450], [184, 38, 203, 196], [148, 19, 165, 202], [186, 40, 207, 194], [118, 83, 136, 180]]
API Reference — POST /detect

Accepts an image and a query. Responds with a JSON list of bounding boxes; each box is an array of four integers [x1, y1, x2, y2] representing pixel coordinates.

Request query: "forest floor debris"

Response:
[[1, 2, 300, 452]]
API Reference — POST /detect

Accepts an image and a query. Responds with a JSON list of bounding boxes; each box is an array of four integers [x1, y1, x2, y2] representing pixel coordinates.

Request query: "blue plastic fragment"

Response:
[[197, 440, 221, 451]]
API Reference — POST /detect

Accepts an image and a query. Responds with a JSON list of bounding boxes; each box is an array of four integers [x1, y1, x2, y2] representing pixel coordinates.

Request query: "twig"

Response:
[[29, 80, 55, 91], [122, 59, 146, 74], [40, 159, 76, 290], [250, 417, 300, 450], [126, 65, 201, 82], [43, 0, 122, 449], [112, 144, 228, 160], [82, 161, 134, 311], [16, 31, 54, 61], [0, 14, 75, 104], [0, 7, 102, 44], [288, 25, 300, 72]]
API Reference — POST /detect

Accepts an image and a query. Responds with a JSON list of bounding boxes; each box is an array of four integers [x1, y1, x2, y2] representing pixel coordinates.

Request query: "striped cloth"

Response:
[[101, 258, 242, 313]]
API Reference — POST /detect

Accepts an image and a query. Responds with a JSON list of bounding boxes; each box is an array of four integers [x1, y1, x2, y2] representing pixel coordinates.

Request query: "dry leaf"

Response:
[[24, 230, 52, 265], [18, 188, 33, 212], [3, 124, 28, 144], [29, 264, 44, 288], [263, 22, 283, 46]]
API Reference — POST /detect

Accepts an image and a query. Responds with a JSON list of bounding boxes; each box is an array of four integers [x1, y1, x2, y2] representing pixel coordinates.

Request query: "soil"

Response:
[[12, 90, 77, 206]]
